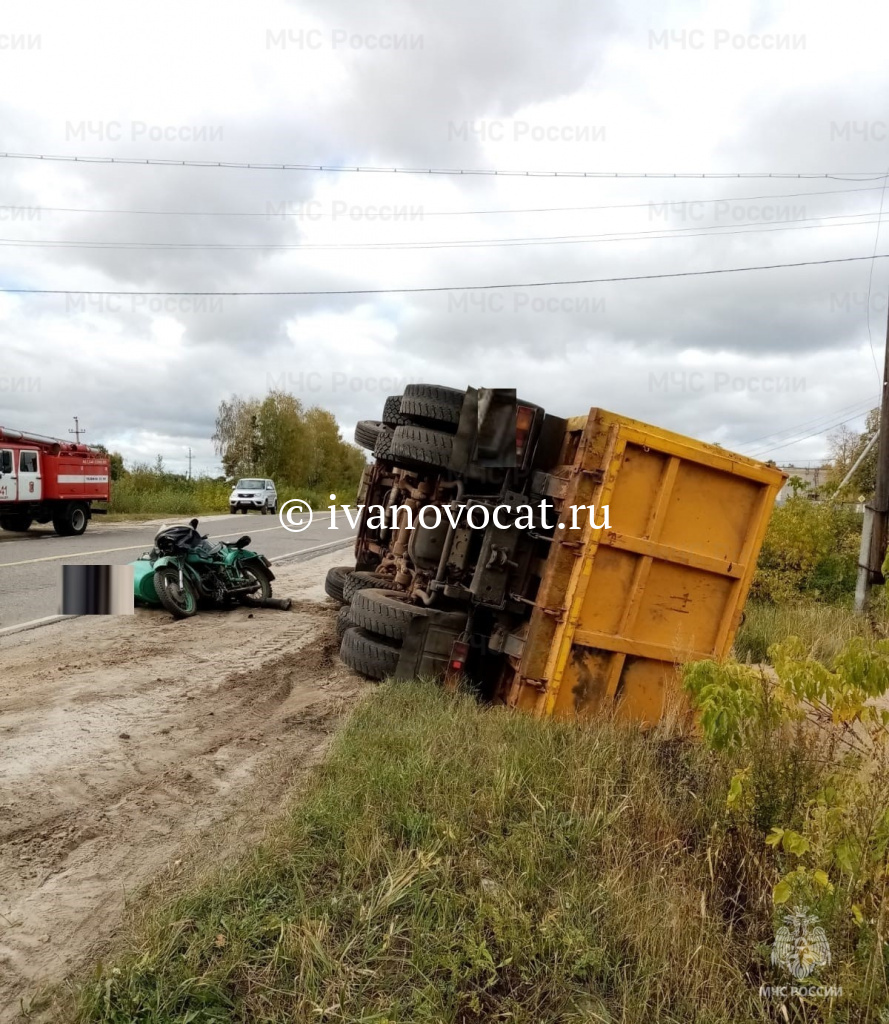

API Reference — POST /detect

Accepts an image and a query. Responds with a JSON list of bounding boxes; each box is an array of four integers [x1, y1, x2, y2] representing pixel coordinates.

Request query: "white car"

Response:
[[229, 478, 278, 515]]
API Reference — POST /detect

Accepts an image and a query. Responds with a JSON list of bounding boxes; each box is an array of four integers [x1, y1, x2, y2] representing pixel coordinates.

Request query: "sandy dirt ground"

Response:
[[0, 550, 365, 1021]]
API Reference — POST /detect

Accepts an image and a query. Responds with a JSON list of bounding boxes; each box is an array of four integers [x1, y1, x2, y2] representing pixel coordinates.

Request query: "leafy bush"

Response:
[[684, 636, 889, 995], [751, 496, 861, 603], [109, 472, 232, 516]]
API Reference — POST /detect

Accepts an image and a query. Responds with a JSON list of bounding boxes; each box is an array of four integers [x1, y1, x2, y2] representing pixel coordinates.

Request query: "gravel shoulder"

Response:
[[0, 550, 364, 1021]]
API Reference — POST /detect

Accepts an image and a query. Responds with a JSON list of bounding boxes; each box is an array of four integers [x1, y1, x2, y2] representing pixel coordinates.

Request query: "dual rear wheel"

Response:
[[0, 501, 89, 536]]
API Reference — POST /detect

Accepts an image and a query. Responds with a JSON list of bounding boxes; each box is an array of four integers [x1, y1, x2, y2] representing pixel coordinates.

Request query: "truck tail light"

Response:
[[516, 404, 535, 463], [444, 638, 470, 692], [449, 639, 469, 671]]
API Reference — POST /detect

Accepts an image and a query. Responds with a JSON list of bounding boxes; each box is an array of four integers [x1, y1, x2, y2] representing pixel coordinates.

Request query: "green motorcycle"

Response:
[[131, 518, 275, 619]]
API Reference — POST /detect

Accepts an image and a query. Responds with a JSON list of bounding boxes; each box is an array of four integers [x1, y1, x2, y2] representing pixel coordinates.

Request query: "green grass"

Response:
[[108, 480, 353, 517], [108, 477, 232, 516], [71, 682, 883, 1024], [734, 599, 885, 664]]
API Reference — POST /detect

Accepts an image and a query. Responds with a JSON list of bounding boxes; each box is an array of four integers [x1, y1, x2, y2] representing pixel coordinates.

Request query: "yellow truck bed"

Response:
[[497, 408, 787, 723]]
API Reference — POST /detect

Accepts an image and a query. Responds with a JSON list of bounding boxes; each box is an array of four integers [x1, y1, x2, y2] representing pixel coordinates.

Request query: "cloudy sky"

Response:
[[1, 0, 887, 474]]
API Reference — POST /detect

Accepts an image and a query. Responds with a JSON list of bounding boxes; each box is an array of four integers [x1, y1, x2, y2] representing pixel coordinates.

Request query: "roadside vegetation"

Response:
[[736, 493, 870, 665], [68, 416, 889, 1021], [74, 674, 888, 1023], [103, 390, 366, 518]]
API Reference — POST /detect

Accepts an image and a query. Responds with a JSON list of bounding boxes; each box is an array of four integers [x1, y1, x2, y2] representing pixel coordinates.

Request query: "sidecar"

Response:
[[132, 555, 162, 605]]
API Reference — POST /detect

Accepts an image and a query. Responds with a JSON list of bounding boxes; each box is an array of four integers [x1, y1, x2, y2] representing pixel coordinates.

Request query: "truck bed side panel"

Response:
[[503, 408, 786, 724]]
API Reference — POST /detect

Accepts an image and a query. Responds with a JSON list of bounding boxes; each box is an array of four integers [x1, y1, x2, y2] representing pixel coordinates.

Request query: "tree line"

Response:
[[212, 389, 366, 491]]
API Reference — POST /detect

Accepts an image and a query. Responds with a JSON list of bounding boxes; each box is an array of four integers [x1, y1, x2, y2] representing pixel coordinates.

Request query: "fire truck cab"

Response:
[[0, 427, 111, 536]]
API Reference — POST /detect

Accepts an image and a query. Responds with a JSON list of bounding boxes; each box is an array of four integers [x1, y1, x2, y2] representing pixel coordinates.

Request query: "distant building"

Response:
[[776, 464, 830, 504]]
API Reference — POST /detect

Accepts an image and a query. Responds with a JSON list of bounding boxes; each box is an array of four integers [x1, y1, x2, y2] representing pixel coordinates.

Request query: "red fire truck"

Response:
[[0, 426, 111, 535]]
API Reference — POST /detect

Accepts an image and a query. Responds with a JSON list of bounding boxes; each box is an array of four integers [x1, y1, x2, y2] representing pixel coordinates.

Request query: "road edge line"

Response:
[[0, 614, 72, 638], [0, 537, 354, 637], [269, 536, 354, 563]]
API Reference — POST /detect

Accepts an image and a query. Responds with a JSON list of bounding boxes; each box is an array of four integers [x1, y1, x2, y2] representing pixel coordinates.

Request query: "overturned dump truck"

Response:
[[327, 385, 786, 723]]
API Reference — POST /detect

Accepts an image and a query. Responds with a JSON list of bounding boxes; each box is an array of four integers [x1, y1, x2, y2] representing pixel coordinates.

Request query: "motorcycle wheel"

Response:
[[239, 563, 274, 606], [154, 566, 198, 618]]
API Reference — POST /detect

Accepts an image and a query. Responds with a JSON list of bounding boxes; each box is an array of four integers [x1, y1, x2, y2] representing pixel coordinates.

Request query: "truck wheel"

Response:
[[53, 502, 88, 537], [339, 625, 400, 680], [349, 588, 427, 642], [373, 424, 394, 460], [382, 394, 411, 427], [354, 420, 385, 451], [154, 566, 198, 618], [400, 384, 464, 430], [0, 514, 33, 532], [342, 570, 401, 604], [324, 565, 354, 604], [389, 425, 455, 471], [335, 604, 353, 641]]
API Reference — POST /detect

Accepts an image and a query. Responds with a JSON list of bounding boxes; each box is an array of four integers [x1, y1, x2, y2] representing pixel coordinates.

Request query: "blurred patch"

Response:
[[60, 565, 134, 615]]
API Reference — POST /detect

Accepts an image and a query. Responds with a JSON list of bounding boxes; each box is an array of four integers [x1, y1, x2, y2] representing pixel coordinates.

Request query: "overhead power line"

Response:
[[2, 183, 885, 219], [4, 253, 889, 297], [739, 396, 879, 450], [0, 211, 883, 253], [1, 151, 888, 180], [744, 401, 876, 455], [749, 407, 875, 458]]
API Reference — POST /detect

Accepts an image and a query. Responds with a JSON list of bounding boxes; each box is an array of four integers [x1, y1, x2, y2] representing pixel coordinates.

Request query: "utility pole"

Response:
[[68, 416, 85, 444], [187, 447, 193, 480], [856, 300, 889, 610]]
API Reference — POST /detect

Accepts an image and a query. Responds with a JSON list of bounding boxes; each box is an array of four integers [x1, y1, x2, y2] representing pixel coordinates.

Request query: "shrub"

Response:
[[684, 636, 889, 997], [751, 496, 861, 603]]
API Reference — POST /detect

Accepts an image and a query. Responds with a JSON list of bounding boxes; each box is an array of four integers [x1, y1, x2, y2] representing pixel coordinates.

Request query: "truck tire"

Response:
[[354, 420, 385, 451], [335, 604, 353, 641], [349, 588, 427, 642], [382, 394, 411, 427], [389, 424, 455, 471], [340, 625, 400, 680], [53, 501, 89, 537], [342, 570, 401, 604], [373, 424, 394, 460], [0, 514, 33, 532], [400, 384, 464, 430], [324, 565, 354, 604]]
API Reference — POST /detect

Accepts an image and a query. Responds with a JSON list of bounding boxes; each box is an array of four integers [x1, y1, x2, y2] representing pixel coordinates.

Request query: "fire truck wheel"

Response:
[[52, 502, 89, 537], [389, 424, 455, 471], [382, 394, 411, 427], [339, 625, 400, 680], [349, 587, 427, 641], [342, 570, 402, 604], [324, 564, 354, 604], [354, 420, 385, 451], [0, 514, 33, 532]]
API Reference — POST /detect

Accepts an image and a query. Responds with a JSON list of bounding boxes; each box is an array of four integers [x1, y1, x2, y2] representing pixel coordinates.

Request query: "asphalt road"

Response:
[[0, 511, 355, 630]]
